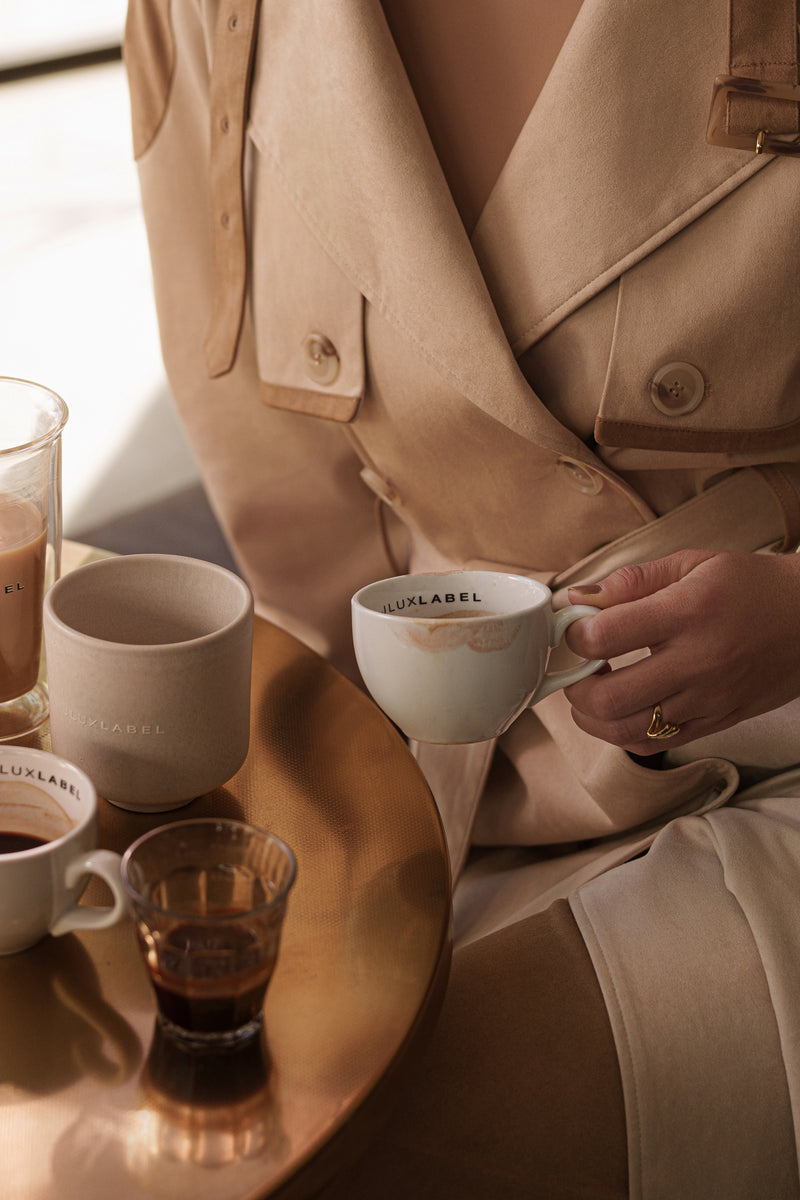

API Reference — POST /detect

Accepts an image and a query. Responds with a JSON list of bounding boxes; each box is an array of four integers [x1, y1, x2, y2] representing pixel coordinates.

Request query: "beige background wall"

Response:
[[0, 2, 201, 537]]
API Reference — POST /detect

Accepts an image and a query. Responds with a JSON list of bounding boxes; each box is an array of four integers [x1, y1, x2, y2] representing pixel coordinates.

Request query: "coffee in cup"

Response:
[[0, 378, 68, 742], [352, 570, 604, 744], [0, 746, 127, 954], [0, 777, 74, 853]]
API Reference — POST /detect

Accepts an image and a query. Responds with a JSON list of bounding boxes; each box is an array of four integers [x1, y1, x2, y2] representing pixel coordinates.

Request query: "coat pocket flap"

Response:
[[249, 153, 365, 424], [595, 162, 800, 457]]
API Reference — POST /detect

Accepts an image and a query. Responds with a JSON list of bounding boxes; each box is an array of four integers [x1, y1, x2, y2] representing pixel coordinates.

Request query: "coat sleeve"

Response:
[[124, 0, 400, 681]]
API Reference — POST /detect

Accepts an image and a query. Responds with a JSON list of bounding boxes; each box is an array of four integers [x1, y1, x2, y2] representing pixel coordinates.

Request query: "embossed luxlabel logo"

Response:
[[63, 708, 166, 735]]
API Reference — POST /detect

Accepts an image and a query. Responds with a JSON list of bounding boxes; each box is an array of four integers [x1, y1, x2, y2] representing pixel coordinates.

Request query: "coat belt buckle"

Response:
[[706, 74, 800, 155]]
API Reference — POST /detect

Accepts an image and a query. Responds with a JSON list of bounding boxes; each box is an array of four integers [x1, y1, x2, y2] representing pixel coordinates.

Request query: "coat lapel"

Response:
[[248, 0, 592, 460], [248, 0, 767, 448], [472, 0, 769, 355]]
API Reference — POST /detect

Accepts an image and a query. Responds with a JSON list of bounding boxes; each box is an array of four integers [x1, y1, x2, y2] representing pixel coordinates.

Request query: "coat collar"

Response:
[[247, 0, 766, 450], [471, 0, 768, 355]]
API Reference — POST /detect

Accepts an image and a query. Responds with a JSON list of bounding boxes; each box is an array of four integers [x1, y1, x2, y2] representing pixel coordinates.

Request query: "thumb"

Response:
[[567, 549, 716, 610]]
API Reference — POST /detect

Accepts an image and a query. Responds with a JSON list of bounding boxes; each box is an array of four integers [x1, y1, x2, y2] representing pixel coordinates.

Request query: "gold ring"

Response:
[[646, 703, 681, 740]]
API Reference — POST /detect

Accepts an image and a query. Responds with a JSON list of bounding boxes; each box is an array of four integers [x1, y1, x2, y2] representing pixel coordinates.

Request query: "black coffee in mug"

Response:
[[0, 780, 72, 855], [0, 831, 49, 854]]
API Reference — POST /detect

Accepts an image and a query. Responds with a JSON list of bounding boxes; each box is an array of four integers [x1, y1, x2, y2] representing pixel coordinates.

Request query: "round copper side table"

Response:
[[0, 543, 452, 1200]]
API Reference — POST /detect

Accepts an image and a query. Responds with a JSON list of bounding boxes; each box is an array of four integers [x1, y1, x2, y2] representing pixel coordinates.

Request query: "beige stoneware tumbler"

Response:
[[43, 554, 254, 812]]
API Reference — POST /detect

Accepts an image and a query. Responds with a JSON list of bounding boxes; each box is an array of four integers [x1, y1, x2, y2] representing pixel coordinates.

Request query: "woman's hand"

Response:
[[563, 548, 800, 755]]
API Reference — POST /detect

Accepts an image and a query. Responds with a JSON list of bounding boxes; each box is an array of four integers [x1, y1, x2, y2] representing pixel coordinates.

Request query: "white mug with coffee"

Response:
[[352, 570, 605, 744], [0, 746, 127, 954], [43, 554, 254, 813]]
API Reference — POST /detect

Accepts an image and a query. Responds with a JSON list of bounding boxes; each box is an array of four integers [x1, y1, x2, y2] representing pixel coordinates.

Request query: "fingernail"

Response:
[[569, 583, 602, 595]]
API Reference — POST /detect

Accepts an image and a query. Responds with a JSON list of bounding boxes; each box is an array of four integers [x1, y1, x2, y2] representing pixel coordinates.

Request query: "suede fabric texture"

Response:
[[125, 1, 800, 1194]]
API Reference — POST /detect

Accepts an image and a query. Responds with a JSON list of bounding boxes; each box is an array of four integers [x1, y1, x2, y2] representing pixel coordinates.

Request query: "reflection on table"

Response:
[[1, 543, 452, 1200]]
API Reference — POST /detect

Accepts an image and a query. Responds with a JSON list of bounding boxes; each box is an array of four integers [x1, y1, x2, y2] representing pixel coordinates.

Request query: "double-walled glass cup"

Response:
[[0, 378, 68, 741], [122, 820, 297, 1047]]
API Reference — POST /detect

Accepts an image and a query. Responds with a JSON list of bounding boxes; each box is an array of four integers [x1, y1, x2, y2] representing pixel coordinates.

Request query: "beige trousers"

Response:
[[318, 900, 627, 1200]]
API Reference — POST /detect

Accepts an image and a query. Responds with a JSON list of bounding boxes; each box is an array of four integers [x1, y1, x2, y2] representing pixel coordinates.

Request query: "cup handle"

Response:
[[527, 605, 606, 707], [50, 849, 129, 937]]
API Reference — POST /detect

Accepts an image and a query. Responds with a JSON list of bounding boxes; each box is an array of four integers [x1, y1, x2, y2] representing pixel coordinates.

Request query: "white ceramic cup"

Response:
[[43, 554, 254, 813], [352, 570, 605, 744], [0, 746, 127, 954]]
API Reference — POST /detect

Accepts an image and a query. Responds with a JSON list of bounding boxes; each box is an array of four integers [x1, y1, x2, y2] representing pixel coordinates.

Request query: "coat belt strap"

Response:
[[708, 0, 800, 152], [728, 0, 799, 90]]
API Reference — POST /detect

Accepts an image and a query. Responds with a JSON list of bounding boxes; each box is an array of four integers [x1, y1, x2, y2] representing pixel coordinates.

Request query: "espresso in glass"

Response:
[[147, 915, 280, 1035], [122, 820, 296, 1047]]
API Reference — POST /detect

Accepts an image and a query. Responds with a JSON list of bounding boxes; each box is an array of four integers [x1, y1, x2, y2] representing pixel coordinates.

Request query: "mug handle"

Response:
[[527, 605, 606, 707], [50, 849, 129, 937]]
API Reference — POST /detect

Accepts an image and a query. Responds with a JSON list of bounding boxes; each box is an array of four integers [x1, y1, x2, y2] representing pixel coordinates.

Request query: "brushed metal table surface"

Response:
[[0, 544, 452, 1199]]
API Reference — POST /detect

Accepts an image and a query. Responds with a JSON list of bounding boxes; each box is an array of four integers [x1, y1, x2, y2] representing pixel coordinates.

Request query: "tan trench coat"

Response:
[[126, 1, 800, 1193]]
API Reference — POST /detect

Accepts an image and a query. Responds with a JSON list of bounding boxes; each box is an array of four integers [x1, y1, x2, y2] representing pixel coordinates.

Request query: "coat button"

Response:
[[302, 333, 340, 386], [649, 362, 705, 416], [556, 458, 603, 495]]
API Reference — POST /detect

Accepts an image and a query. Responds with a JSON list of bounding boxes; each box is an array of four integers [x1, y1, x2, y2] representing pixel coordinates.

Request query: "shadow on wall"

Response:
[[64, 383, 199, 536], [72, 482, 241, 575], [66, 387, 240, 575]]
